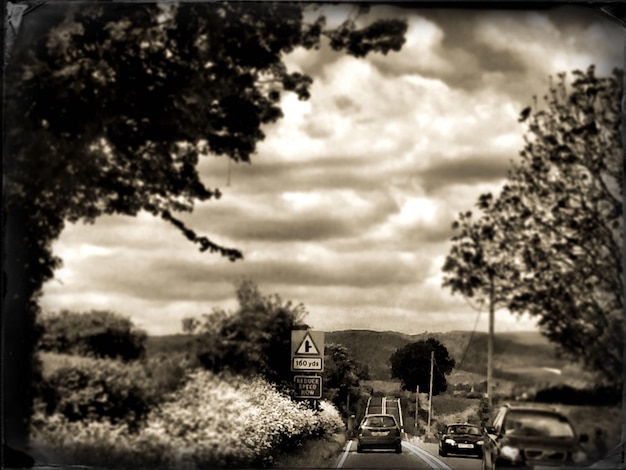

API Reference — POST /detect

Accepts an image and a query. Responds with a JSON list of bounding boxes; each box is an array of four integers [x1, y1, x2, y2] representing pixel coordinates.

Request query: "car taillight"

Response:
[[360, 428, 371, 436]]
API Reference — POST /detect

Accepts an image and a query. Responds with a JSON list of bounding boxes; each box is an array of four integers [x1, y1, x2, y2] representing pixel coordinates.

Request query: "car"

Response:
[[482, 403, 589, 469], [438, 422, 484, 458], [356, 414, 402, 453]]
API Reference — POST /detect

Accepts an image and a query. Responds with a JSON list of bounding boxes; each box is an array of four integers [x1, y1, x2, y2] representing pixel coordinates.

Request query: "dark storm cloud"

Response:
[[417, 154, 512, 194], [211, 211, 356, 242], [86, 254, 428, 304], [370, 6, 622, 105], [188, 190, 397, 243], [214, 156, 381, 194]]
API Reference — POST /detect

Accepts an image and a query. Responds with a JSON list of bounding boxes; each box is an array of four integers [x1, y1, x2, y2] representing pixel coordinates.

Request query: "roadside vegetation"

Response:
[[31, 282, 355, 467], [4, 2, 408, 451], [32, 366, 343, 468], [443, 66, 623, 389]]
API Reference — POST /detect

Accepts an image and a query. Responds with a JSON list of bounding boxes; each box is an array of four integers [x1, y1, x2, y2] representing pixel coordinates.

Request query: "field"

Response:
[[326, 329, 588, 385]]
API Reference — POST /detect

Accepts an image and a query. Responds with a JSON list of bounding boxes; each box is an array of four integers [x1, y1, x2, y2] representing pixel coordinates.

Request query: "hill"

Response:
[[326, 329, 586, 383], [145, 329, 594, 388]]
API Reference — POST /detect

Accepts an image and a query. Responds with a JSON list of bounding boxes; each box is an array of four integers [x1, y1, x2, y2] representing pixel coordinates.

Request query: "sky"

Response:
[[40, 4, 624, 336]]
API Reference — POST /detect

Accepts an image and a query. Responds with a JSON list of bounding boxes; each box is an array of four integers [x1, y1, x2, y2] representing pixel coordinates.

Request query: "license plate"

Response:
[[458, 444, 474, 449], [372, 431, 389, 436]]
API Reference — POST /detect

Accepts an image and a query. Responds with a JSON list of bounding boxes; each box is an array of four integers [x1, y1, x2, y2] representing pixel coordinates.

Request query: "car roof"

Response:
[[503, 403, 563, 414], [363, 413, 396, 418]]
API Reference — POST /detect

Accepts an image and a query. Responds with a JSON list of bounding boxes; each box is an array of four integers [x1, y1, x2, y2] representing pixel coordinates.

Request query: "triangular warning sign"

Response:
[[296, 332, 320, 355]]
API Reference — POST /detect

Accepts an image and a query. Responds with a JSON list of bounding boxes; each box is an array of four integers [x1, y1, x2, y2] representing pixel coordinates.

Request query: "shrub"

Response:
[[534, 384, 621, 406], [42, 357, 156, 431], [137, 371, 343, 467], [39, 310, 147, 361], [193, 281, 309, 389], [32, 371, 344, 468], [141, 352, 193, 396]]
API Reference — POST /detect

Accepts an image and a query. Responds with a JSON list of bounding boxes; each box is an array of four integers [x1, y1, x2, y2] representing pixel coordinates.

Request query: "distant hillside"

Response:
[[326, 329, 568, 381], [145, 333, 194, 357], [146, 329, 592, 388]]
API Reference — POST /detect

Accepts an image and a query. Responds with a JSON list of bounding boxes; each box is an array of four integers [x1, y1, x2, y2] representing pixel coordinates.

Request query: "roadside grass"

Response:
[[361, 380, 402, 396]]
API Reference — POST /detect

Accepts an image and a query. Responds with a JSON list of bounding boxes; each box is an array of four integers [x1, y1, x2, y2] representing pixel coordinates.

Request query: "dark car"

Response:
[[439, 423, 484, 458], [482, 404, 589, 469], [356, 414, 402, 453]]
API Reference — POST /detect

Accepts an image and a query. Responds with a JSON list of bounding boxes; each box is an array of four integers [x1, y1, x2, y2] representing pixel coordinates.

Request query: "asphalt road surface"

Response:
[[340, 396, 482, 469], [336, 438, 483, 469]]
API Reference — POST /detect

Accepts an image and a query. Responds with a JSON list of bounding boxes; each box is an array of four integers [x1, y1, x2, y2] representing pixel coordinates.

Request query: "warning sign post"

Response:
[[291, 330, 325, 372], [291, 330, 325, 402], [294, 375, 322, 399]]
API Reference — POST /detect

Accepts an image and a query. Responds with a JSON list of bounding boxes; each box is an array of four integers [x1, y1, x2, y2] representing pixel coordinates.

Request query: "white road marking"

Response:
[[382, 396, 386, 414], [397, 398, 404, 429], [336, 439, 352, 468], [402, 440, 453, 469]]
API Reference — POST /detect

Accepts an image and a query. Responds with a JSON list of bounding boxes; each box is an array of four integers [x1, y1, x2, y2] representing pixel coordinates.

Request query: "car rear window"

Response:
[[503, 411, 575, 438], [363, 416, 396, 427], [448, 425, 480, 435]]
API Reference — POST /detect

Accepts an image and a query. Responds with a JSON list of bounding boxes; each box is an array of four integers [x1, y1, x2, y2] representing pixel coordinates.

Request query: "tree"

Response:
[[389, 338, 455, 395], [443, 66, 623, 386], [39, 310, 147, 361], [194, 280, 309, 389], [181, 317, 200, 335], [3, 2, 407, 448], [442, 204, 520, 311], [323, 343, 366, 415]]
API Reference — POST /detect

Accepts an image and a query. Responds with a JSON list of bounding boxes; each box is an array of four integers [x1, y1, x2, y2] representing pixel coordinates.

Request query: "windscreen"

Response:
[[503, 412, 575, 438], [448, 425, 481, 435]]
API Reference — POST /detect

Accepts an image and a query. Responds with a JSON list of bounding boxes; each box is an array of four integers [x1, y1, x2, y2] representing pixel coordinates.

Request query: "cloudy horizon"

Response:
[[40, 4, 623, 336]]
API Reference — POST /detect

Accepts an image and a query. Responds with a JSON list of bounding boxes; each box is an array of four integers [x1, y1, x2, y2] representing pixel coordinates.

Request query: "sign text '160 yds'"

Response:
[[292, 357, 323, 371]]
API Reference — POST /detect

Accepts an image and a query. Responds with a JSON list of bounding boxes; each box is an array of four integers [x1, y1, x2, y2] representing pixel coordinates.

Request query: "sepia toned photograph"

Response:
[[3, 1, 624, 469]]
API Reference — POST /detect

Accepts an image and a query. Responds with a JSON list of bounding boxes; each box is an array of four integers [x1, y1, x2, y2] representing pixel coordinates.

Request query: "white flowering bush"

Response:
[[31, 370, 345, 468]]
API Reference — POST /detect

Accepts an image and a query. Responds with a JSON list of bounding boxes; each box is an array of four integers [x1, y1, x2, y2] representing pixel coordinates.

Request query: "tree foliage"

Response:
[[442, 66, 623, 385], [41, 357, 157, 432], [193, 280, 309, 388], [389, 338, 455, 394], [39, 310, 147, 361], [323, 343, 367, 414], [3, 2, 407, 447]]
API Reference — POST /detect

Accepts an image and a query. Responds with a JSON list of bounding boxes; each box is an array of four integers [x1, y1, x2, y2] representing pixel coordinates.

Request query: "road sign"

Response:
[[294, 375, 322, 399], [291, 330, 325, 372], [296, 332, 320, 355], [291, 330, 324, 357], [292, 356, 323, 371]]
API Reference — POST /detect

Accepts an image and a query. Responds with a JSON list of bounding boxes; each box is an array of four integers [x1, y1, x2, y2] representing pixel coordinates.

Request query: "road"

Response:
[[337, 396, 482, 469]]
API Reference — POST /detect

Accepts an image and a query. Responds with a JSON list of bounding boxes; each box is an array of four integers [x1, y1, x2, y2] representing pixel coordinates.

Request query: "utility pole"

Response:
[[427, 350, 434, 434], [415, 385, 419, 429], [487, 270, 495, 409]]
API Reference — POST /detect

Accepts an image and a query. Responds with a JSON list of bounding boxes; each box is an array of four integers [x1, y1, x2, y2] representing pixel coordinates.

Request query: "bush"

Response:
[[193, 281, 309, 389], [534, 384, 621, 406], [141, 352, 193, 396], [32, 371, 344, 468], [39, 310, 147, 361], [41, 357, 157, 431]]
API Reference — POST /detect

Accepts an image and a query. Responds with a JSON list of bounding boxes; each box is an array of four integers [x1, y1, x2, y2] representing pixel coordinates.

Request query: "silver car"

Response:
[[356, 414, 402, 453]]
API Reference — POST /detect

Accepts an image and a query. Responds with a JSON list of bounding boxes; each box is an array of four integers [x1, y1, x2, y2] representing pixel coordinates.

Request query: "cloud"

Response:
[[39, 5, 623, 336]]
